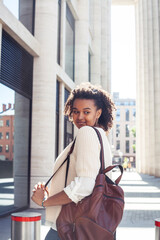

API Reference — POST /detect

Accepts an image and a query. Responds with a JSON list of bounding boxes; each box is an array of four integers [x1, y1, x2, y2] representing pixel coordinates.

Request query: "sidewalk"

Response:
[[0, 170, 160, 240], [116, 170, 160, 240]]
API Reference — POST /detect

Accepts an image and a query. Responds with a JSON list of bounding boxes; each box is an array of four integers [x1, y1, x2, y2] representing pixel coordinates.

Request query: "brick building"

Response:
[[0, 104, 14, 161]]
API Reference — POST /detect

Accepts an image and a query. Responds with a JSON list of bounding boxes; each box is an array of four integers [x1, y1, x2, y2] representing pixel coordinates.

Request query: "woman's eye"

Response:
[[73, 110, 79, 114], [84, 111, 90, 114]]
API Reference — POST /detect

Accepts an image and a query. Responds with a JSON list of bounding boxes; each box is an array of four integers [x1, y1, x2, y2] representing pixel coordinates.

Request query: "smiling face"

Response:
[[72, 98, 102, 129]]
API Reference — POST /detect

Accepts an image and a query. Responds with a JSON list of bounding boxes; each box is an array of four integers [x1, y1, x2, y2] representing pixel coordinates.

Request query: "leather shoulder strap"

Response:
[[91, 127, 105, 173], [45, 139, 76, 188]]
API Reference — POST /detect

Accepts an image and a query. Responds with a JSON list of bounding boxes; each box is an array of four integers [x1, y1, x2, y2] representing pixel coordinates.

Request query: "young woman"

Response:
[[31, 82, 116, 240]]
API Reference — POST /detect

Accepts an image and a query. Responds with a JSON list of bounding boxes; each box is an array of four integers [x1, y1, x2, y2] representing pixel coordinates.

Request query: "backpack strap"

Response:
[[45, 139, 76, 188], [92, 127, 123, 185], [91, 127, 105, 173]]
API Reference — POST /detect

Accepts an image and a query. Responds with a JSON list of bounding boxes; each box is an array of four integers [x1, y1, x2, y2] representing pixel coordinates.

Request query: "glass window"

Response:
[[64, 88, 74, 148], [57, 0, 61, 64], [0, 145, 2, 152], [116, 124, 120, 137], [133, 108, 136, 120], [0, 84, 31, 216], [0, 132, 3, 139], [0, 120, 3, 127], [116, 109, 120, 121], [6, 145, 9, 152], [6, 120, 10, 127], [19, 0, 36, 34], [6, 132, 9, 139], [88, 52, 91, 82], [55, 81, 60, 158], [125, 109, 129, 121], [126, 124, 130, 137], [65, 5, 75, 80], [133, 140, 136, 153], [116, 140, 120, 150], [126, 140, 130, 153]]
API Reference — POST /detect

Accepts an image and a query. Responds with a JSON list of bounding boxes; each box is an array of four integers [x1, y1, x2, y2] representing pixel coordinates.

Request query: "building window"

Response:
[[133, 108, 136, 120], [57, 0, 61, 64], [125, 124, 130, 137], [6, 145, 9, 152], [6, 120, 10, 127], [133, 140, 136, 153], [125, 109, 129, 121], [0, 145, 2, 152], [116, 140, 120, 150], [116, 124, 120, 137], [64, 88, 74, 147], [126, 140, 130, 153], [88, 52, 91, 82], [19, 0, 35, 34], [6, 132, 9, 139], [0, 120, 3, 127], [55, 80, 60, 158], [65, 5, 75, 81], [116, 109, 120, 121], [0, 132, 3, 139]]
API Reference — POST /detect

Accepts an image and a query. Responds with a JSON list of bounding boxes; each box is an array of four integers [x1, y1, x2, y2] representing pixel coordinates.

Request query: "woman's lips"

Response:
[[76, 122, 86, 126]]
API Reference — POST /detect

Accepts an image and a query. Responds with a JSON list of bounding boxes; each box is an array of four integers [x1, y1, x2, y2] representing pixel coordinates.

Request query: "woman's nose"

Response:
[[78, 112, 84, 120]]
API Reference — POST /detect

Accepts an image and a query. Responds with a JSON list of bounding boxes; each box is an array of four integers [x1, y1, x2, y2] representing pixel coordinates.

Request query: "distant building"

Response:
[[0, 104, 14, 161], [112, 93, 136, 168]]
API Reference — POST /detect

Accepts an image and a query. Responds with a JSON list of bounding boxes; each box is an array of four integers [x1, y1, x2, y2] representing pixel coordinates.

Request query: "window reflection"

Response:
[[0, 84, 30, 215], [65, 5, 75, 81]]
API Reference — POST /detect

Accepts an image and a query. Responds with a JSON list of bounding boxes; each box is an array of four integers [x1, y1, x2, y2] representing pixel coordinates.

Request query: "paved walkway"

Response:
[[0, 170, 160, 240], [116, 170, 160, 240]]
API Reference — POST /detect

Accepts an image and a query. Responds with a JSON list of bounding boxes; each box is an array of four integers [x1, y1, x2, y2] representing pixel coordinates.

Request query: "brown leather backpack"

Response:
[[56, 127, 125, 240]]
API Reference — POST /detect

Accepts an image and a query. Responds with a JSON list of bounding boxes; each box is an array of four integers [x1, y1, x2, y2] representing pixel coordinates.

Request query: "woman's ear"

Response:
[[97, 108, 102, 119]]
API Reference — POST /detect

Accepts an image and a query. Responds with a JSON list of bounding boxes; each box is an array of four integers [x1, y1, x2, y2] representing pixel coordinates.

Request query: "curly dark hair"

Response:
[[64, 82, 116, 132]]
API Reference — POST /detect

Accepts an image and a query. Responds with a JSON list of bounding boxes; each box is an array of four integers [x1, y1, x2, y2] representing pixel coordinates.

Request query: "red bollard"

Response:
[[155, 218, 160, 240]]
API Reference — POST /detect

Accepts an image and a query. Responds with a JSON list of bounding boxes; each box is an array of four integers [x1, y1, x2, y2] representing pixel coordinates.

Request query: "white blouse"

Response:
[[64, 176, 95, 203], [64, 127, 112, 204]]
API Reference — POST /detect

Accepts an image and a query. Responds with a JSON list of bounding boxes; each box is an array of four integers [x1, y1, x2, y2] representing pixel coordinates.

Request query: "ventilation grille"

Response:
[[0, 30, 33, 99]]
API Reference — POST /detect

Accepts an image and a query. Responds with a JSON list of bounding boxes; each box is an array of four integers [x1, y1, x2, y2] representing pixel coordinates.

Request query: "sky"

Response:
[[111, 5, 136, 99], [3, 0, 19, 18], [0, 1, 136, 111]]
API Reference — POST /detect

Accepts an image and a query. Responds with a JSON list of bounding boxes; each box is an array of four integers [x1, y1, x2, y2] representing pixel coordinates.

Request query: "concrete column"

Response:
[[75, 0, 89, 84], [136, 0, 145, 173], [152, 0, 160, 177], [142, 0, 150, 174], [30, 0, 58, 207], [101, 0, 111, 92], [147, 0, 155, 175], [135, 2, 141, 172], [136, 0, 160, 176], [91, 0, 101, 85]]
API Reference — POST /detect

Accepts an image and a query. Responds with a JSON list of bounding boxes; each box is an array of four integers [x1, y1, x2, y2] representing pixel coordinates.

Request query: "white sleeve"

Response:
[[64, 176, 95, 203]]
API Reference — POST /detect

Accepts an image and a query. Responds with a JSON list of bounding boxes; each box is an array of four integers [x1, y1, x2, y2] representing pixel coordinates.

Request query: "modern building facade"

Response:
[[0, 0, 111, 215], [112, 92, 136, 167], [1, 0, 160, 216]]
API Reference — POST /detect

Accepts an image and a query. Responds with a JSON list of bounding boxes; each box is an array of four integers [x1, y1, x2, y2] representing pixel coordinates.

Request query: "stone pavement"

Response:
[[0, 170, 160, 240], [116, 170, 160, 240]]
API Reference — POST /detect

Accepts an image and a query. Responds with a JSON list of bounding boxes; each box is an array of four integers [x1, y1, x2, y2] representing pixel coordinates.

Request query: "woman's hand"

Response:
[[31, 182, 49, 206]]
